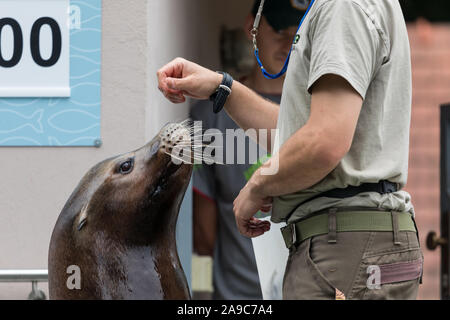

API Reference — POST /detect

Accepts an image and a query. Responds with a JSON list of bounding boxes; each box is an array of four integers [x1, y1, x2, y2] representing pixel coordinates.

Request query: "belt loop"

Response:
[[328, 208, 337, 244], [291, 223, 297, 248], [391, 211, 402, 245], [281, 224, 295, 250]]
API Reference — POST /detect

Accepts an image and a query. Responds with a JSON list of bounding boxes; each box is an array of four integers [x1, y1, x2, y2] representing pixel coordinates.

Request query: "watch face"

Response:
[[291, 0, 310, 10]]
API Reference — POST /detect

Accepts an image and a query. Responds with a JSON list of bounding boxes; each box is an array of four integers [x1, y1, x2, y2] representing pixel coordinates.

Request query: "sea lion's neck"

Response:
[[89, 234, 189, 299]]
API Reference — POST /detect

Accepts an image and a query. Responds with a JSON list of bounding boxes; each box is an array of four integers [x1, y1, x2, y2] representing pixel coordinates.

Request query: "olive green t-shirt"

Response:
[[272, 0, 415, 224]]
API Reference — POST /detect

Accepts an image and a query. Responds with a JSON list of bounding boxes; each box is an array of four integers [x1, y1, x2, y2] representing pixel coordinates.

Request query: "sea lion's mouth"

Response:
[[147, 121, 193, 199], [165, 159, 182, 177], [148, 157, 184, 199]]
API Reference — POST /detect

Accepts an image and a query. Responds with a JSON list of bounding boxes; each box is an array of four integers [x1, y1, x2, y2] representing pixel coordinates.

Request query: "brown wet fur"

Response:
[[48, 123, 193, 300]]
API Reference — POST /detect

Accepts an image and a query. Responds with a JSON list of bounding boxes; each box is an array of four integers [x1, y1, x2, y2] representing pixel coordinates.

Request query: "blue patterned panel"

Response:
[[0, 0, 102, 147]]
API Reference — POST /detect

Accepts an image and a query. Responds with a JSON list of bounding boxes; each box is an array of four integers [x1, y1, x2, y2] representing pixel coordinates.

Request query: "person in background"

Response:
[[190, 1, 306, 300]]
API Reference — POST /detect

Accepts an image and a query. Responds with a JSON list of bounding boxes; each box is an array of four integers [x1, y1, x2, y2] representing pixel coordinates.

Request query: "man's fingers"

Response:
[[158, 75, 184, 96], [248, 224, 270, 230], [249, 217, 267, 224], [157, 57, 185, 80], [249, 222, 270, 229], [246, 229, 267, 238], [244, 223, 271, 237], [236, 216, 271, 238], [248, 218, 270, 229], [156, 58, 187, 97], [167, 93, 186, 104], [167, 77, 190, 92]]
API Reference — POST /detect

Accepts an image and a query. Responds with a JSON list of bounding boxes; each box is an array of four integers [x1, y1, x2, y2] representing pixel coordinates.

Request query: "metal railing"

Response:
[[0, 270, 48, 300]]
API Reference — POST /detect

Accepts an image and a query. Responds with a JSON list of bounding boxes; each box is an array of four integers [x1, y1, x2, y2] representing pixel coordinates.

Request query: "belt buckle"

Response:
[[381, 180, 396, 193]]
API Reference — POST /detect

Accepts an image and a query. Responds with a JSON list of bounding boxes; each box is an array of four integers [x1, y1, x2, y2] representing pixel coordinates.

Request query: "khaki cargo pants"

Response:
[[283, 228, 424, 300]]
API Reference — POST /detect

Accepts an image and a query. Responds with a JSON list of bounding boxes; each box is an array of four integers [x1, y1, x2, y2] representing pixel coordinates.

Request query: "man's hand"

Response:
[[233, 177, 272, 238], [156, 58, 280, 146], [157, 58, 222, 103]]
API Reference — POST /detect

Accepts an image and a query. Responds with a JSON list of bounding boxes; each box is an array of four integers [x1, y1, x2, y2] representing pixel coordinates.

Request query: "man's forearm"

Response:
[[224, 81, 279, 151], [250, 123, 343, 198], [247, 74, 362, 198]]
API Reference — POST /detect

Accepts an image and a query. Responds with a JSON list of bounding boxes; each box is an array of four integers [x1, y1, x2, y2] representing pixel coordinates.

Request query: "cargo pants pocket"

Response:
[[348, 232, 423, 300], [283, 237, 338, 300]]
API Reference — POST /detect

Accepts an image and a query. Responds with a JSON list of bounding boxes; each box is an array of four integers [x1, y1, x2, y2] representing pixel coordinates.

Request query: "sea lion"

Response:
[[48, 122, 193, 300]]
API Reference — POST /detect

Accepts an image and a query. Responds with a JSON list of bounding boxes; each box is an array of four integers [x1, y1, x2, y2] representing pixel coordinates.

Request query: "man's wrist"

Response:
[[213, 72, 223, 92], [209, 72, 233, 113], [249, 168, 267, 198]]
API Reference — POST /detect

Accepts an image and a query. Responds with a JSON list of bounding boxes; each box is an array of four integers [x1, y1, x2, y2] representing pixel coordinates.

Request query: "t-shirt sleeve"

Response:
[[307, 0, 387, 99], [189, 101, 217, 202]]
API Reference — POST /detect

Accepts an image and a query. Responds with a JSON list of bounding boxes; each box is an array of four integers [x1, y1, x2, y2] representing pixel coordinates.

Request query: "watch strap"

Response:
[[209, 72, 233, 114]]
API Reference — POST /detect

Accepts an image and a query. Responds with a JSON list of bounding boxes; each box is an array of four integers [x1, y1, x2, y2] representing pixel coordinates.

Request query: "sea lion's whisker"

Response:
[[173, 142, 213, 147], [191, 155, 223, 163], [165, 150, 221, 165], [164, 152, 193, 164], [196, 133, 223, 137], [174, 144, 223, 149]]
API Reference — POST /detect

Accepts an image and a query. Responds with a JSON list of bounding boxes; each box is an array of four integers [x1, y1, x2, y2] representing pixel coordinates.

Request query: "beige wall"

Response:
[[0, 0, 148, 300], [0, 0, 251, 300], [146, 0, 252, 138]]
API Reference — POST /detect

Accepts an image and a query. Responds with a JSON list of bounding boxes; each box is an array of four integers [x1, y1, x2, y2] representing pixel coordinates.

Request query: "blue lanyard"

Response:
[[253, 0, 316, 79]]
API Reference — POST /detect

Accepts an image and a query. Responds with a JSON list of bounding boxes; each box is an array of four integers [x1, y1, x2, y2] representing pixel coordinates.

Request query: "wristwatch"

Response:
[[209, 72, 233, 114]]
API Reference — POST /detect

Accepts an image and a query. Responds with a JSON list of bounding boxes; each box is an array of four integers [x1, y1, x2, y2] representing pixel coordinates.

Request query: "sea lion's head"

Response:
[[49, 121, 194, 299], [63, 121, 192, 244]]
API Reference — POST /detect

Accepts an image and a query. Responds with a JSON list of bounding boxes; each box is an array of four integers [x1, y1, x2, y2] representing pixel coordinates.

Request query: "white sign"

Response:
[[0, 0, 70, 97]]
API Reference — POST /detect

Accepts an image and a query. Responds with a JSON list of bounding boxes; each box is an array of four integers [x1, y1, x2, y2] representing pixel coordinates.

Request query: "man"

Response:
[[191, 1, 304, 300], [158, 0, 423, 300]]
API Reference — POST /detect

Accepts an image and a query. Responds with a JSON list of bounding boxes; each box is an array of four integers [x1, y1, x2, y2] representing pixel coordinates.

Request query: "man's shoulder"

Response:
[[312, 0, 390, 13]]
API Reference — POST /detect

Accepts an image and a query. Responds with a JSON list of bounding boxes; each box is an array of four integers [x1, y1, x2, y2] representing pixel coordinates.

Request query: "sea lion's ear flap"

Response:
[[77, 203, 89, 231]]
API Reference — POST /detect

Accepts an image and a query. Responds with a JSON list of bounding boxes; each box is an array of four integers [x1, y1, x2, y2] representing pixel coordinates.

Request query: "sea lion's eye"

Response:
[[119, 159, 134, 174]]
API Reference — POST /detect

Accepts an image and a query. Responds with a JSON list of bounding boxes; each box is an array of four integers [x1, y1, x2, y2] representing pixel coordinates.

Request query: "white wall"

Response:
[[0, 0, 252, 300], [146, 0, 252, 138]]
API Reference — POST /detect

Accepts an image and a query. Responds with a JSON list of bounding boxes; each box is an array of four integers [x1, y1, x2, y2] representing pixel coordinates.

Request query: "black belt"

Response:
[[287, 180, 399, 217]]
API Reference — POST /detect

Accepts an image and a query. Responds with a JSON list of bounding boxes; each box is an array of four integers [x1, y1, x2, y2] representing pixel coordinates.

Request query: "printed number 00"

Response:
[[0, 17, 62, 68]]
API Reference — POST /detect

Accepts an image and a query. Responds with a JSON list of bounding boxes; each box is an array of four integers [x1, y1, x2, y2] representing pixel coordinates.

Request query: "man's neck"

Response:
[[243, 67, 284, 96]]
